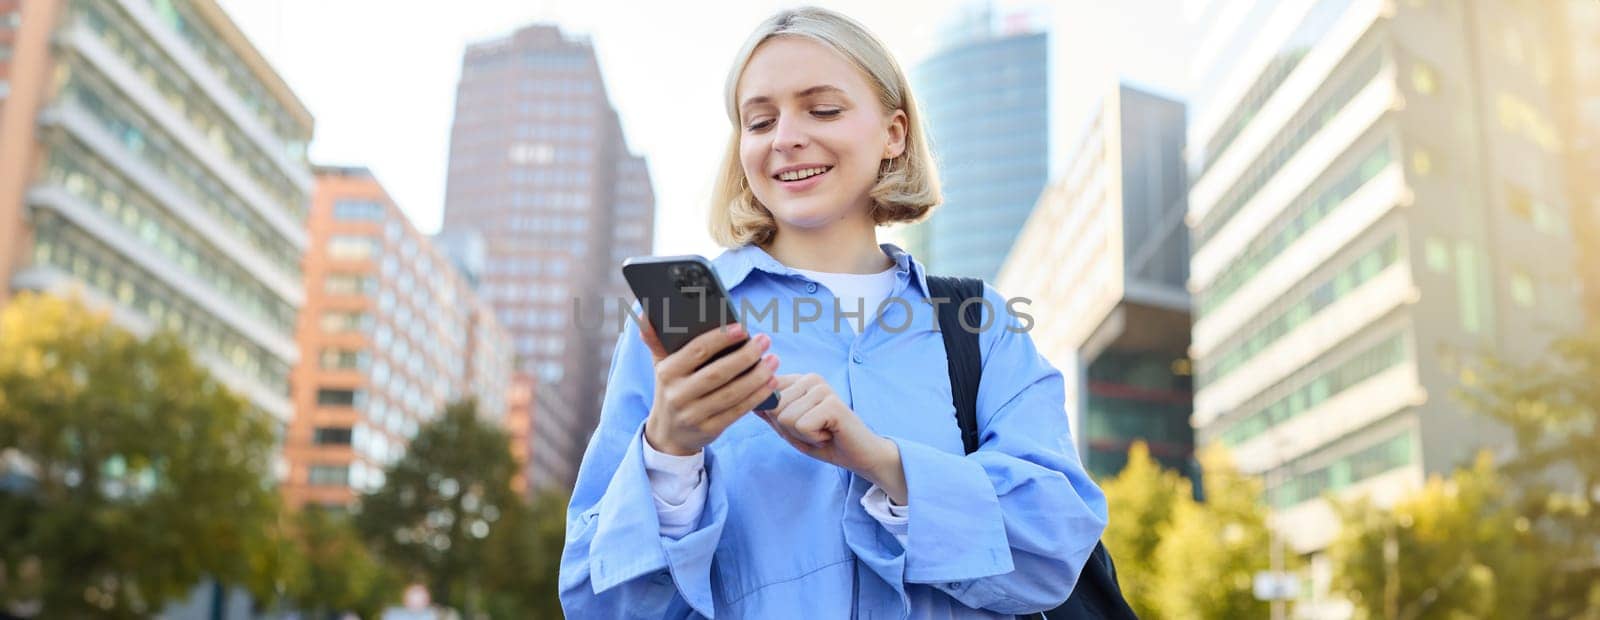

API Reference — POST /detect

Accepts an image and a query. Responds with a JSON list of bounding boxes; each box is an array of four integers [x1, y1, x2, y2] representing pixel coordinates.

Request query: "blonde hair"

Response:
[[708, 6, 942, 248]]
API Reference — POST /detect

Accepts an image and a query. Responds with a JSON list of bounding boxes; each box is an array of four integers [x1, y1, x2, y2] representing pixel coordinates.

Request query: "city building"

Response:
[[505, 374, 535, 496], [0, 0, 313, 440], [1185, 0, 1587, 614], [440, 23, 654, 490], [1552, 0, 1600, 315], [997, 83, 1192, 481], [285, 166, 512, 510], [529, 386, 579, 492], [0, 2, 313, 615], [905, 4, 1048, 280]]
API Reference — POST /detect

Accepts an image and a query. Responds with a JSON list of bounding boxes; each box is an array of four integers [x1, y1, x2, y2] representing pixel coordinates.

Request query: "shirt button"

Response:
[[946, 581, 962, 590], [851, 352, 864, 364], [805, 282, 818, 294], [653, 571, 672, 585]]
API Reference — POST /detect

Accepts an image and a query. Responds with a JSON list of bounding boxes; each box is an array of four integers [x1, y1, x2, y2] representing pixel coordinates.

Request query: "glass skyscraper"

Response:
[[908, 9, 1048, 281]]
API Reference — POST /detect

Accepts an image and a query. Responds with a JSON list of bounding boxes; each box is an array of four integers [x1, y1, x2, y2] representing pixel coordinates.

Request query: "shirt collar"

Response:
[[711, 242, 931, 297]]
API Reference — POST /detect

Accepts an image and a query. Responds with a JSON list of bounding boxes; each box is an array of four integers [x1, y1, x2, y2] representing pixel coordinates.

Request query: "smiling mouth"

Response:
[[773, 166, 833, 182]]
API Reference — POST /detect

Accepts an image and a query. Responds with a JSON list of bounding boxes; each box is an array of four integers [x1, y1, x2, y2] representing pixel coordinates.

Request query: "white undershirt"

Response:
[[644, 266, 909, 543], [791, 266, 900, 334]]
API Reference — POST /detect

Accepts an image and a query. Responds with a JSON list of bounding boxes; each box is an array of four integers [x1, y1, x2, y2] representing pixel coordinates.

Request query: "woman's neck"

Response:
[[762, 215, 893, 275]]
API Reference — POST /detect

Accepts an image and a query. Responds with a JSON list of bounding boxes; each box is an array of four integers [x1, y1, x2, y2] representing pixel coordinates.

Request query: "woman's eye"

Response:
[[746, 119, 774, 131], [813, 109, 842, 118]]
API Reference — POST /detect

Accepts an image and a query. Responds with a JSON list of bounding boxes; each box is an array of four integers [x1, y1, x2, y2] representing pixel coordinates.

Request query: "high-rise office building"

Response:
[[1552, 0, 1600, 315], [1186, 0, 1586, 613], [906, 4, 1048, 280], [0, 0, 313, 432], [997, 83, 1192, 480], [286, 166, 512, 510], [441, 24, 654, 490]]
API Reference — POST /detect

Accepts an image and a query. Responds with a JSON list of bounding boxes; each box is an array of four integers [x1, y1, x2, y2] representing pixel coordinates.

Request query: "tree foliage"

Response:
[[1456, 328, 1600, 618], [1149, 446, 1273, 619], [1330, 453, 1542, 619], [1099, 442, 1273, 619], [354, 400, 525, 616], [0, 293, 283, 617], [1099, 441, 1186, 616], [283, 508, 401, 619], [481, 489, 570, 619]]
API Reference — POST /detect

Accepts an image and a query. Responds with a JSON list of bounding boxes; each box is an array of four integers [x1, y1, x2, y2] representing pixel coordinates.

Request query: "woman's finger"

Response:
[[769, 374, 819, 419], [658, 323, 748, 381], [682, 333, 770, 403], [758, 408, 821, 452], [775, 386, 829, 438], [694, 353, 780, 422], [636, 317, 670, 363]]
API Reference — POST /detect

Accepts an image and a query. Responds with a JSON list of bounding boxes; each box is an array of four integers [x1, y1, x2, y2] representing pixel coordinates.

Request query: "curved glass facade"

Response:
[[911, 31, 1048, 280]]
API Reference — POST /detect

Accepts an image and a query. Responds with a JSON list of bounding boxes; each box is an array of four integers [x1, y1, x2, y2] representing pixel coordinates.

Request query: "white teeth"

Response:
[[778, 166, 829, 181]]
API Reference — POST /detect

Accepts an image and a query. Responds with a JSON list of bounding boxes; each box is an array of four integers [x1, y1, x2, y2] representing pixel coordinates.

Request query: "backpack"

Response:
[[926, 275, 1139, 620]]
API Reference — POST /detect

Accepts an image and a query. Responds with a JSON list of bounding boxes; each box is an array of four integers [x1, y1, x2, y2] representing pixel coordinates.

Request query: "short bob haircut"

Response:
[[709, 6, 942, 248]]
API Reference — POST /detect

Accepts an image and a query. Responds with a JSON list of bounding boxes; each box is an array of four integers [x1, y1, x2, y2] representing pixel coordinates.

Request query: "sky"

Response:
[[218, 0, 1194, 258]]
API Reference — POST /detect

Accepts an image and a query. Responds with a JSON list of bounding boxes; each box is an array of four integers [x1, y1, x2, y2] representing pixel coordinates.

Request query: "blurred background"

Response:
[[0, 0, 1596, 618]]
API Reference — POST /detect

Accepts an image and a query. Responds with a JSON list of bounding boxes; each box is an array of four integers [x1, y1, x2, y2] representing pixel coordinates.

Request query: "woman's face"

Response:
[[736, 36, 906, 231]]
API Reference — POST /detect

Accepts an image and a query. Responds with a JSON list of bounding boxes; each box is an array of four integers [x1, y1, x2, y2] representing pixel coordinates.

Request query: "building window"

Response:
[[320, 311, 369, 334], [307, 464, 350, 486], [1424, 237, 1451, 273], [1455, 242, 1491, 335], [316, 388, 363, 408], [1410, 62, 1438, 95], [1506, 183, 1534, 221], [324, 273, 374, 296], [328, 235, 378, 260], [313, 427, 354, 445], [1509, 271, 1537, 307], [320, 348, 367, 370], [333, 200, 385, 221], [1410, 148, 1434, 176], [1219, 332, 1409, 447]]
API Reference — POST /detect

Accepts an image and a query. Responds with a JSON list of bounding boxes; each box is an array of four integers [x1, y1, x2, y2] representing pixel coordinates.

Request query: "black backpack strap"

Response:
[[927, 275, 1138, 620], [925, 275, 985, 455]]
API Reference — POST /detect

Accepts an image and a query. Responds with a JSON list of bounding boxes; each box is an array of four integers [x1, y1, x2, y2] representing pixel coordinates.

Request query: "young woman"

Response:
[[560, 7, 1106, 618]]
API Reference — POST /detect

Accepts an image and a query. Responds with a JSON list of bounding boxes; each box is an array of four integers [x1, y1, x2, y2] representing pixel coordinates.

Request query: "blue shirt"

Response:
[[559, 244, 1108, 619]]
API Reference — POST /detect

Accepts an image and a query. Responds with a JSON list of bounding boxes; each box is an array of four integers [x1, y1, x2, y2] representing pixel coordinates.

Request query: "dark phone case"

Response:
[[622, 255, 780, 411]]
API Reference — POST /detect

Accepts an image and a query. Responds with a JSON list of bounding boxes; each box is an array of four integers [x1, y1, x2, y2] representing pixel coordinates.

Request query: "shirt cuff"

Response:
[[860, 485, 910, 546], [642, 436, 707, 538], [642, 436, 705, 504]]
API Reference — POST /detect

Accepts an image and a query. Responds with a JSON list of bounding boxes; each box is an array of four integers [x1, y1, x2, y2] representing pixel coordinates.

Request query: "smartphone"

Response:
[[621, 255, 780, 411]]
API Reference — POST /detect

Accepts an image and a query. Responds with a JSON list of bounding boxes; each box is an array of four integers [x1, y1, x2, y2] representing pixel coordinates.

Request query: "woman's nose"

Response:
[[772, 117, 810, 152]]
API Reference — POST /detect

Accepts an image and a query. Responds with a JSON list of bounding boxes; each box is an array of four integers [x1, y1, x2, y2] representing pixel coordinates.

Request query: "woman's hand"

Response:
[[639, 320, 780, 456], [758, 374, 907, 503]]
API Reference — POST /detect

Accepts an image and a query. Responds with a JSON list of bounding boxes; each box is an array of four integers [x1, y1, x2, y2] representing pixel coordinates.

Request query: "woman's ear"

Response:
[[883, 109, 908, 160]]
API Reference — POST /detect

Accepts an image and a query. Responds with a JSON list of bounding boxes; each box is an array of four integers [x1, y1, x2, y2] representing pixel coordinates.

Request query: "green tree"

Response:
[[284, 508, 401, 619], [1149, 446, 1272, 619], [1330, 453, 1541, 619], [355, 400, 521, 616], [1099, 441, 1186, 617], [1458, 328, 1600, 618], [481, 489, 570, 619], [0, 293, 284, 617]]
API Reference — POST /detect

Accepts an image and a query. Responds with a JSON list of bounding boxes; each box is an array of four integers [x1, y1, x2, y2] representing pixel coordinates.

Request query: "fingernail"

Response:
[[727, 324, 745, 337], [767, 378, 779, 389], [765, 354, 779, 368], [756, 333, 770, 347]]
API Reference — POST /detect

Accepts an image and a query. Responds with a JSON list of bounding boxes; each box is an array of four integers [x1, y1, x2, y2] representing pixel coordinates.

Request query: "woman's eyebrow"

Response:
[[740, 84, 847, 111]]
